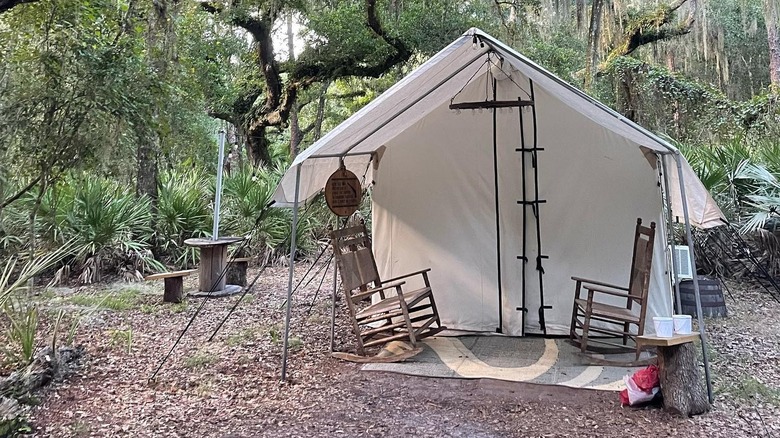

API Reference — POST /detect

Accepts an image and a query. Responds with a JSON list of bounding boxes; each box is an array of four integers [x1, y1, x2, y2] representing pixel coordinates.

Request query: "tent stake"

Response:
[[281, 164, 302, 382], [674, 153, 713, 404]]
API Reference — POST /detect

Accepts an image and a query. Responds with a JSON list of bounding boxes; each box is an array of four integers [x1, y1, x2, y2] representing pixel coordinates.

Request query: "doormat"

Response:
[[362, 336, 650, 391]]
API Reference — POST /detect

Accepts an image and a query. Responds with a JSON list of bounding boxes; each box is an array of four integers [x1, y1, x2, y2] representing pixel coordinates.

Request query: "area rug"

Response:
[[362, 336, 650, 391]]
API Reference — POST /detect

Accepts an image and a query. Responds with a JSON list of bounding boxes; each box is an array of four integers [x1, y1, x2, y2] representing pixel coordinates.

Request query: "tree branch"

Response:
[[288, 0, 411, 81], [605, 0, 695, 64], [0, 176, 41, 210], [0, 0, 38, 14]]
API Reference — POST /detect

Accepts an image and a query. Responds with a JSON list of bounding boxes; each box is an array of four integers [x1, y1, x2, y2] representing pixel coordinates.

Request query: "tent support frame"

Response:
[[673, 152, 714, 404], [660, 157, 683, 313], [309, 51, 488, 161], [281, 164, 302, 382]]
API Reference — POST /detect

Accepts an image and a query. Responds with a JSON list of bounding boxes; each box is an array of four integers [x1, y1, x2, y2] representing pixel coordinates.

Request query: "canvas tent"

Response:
[[273, 28, 725, 341]]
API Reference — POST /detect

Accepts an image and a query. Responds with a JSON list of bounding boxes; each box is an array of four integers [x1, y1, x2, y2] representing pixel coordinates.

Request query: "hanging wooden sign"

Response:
[[325, 168, 362, 217]]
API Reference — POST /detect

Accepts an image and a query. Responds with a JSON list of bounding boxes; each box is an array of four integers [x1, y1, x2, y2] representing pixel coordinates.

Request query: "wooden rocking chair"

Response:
[[330, 223, 444, 355], [570, 218, 656, 359]]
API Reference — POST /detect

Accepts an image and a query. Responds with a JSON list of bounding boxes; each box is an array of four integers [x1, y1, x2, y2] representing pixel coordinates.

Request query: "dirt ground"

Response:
[[5, 263, 780, 437]]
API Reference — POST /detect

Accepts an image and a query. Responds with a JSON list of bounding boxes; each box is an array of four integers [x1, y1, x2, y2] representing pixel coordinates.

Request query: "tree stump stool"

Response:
[[227, 257, 251, 287], [145, 269, 197, 303], [638, 333, 710, 416]]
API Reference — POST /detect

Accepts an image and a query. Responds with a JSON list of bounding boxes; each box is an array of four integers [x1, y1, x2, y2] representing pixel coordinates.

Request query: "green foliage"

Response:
[[2, 297, 39, 368], [605, 56, 780, 142], [156, 169, 212, 267], [222, 164, 289, 251], [184, 351, 218, 369], [67, 289, 142, 311], [107, 328, 133, 353]]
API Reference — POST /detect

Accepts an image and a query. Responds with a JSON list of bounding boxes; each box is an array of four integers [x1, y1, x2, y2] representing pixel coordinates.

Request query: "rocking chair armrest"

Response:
[[352, 281, 407, 300], [571, 276, 629, 292], [382, 268, 432, 283], [582, 284, 632, 299]]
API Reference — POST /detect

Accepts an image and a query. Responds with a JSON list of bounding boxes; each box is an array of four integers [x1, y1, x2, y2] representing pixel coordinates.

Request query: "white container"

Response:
[[673, 314, 692, 335], [653, 317, 674, 338]]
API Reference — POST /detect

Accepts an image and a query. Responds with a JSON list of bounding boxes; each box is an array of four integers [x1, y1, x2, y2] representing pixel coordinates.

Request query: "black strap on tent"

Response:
[[491, 77, 504, 333], [449, 50, 536, 334], [515, 96, 529, 335], [516, 79, 551, 335]]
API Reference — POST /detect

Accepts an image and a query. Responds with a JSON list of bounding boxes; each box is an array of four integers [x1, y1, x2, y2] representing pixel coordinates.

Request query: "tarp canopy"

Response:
[[273, 28, 726, 336]]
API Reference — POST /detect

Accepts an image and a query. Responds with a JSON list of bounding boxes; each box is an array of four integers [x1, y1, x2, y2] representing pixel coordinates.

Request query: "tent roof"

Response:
[[273, 28, 725, 228]]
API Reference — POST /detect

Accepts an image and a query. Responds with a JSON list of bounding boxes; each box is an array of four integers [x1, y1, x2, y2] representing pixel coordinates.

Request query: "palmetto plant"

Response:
[[222, 164, 291, 254], [0, 244, 72, 368], [37, 175, 162, 280], [156, 169, 212, 267], [221, 163, 323, 259]]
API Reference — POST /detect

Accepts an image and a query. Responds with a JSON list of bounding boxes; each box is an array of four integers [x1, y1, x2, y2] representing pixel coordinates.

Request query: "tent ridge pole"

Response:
[[674, 152, 714, 404], [281, 164, 303, 382]]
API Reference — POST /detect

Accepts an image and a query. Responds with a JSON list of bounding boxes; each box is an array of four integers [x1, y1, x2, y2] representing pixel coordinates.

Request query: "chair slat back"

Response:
[[627, 218, 656, 302], [330, 224, 381, 295]]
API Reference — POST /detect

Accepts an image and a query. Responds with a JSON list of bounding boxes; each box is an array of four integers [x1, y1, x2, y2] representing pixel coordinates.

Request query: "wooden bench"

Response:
[[145, 269, 197, 303], [227, 257, 252, 287], [637, 333, 709, 416]]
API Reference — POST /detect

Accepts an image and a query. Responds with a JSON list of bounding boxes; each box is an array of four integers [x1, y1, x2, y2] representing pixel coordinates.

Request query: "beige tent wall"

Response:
[[372, 72, 673, 336]]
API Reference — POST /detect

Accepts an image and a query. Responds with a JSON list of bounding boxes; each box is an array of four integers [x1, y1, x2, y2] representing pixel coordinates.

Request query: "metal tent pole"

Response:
[[212, 129, 227, 240], [330, 260, 338, 352], [674, 153, 714, 403], [661, 156, 683, 314], [281, 164, 302, 382]]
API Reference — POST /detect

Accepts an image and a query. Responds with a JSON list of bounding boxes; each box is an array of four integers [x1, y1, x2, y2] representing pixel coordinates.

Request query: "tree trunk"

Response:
[[618, 73, 637, 122], [766, 0, 780, 88], [576, 0, 586, 34], [136, 130, 159, 202], [584, 0, 604, 91], [657, 343, 710, 416], [245, 125, 273, 166]]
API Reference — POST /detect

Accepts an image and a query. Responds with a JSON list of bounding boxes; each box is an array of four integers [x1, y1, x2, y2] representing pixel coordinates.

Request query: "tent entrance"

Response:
[[450, 60, 550, 336]]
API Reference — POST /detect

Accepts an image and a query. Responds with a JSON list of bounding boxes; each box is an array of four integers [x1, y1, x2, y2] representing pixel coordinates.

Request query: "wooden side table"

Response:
[[184, 237, 244, 297], [637, 333, 709, 416]]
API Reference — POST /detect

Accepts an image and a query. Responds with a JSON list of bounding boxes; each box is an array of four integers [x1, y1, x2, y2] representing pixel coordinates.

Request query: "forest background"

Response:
[[2, 0, 780, 283]]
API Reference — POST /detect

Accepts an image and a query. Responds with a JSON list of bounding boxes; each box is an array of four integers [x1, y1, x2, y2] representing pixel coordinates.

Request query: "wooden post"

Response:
[[163, 277, 184, 303], [200, 245, 227, 292], [227, 258, 249, 286]]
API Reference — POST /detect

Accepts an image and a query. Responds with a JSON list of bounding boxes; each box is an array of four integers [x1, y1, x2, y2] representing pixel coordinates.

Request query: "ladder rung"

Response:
[[517, 255, 527, 261], [517, 200, 547, 205], [515, 148, 545, 152]]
